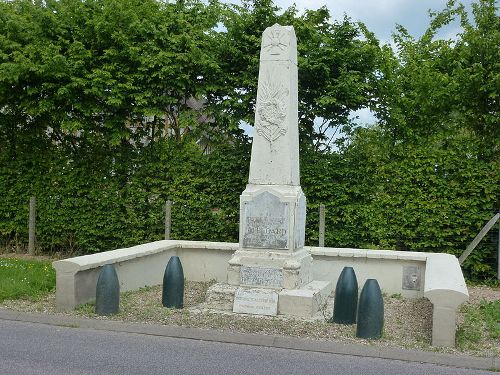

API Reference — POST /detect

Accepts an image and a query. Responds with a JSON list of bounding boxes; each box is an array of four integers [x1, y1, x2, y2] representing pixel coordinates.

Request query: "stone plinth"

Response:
[[233, 288, 279, 316], [228, 249, 312, 290], [240, 185, 305, 252]]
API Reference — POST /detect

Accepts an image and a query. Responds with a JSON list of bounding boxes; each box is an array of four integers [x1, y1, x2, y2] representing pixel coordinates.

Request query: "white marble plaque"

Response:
[[240, 266, 283, 288], [242, 191, 289, 249], [233, 288, 279, 316]]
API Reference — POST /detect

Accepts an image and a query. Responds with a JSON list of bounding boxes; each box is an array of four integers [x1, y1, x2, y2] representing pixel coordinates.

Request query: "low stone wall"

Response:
[[52, 241, 468, 347], [52, 240, 236, 311], [423, 253, 469, 346], [310, 247, 427, 298]]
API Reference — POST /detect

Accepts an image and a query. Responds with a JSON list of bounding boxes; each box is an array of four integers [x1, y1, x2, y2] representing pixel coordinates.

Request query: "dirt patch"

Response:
[[467, 285, 500, 304]]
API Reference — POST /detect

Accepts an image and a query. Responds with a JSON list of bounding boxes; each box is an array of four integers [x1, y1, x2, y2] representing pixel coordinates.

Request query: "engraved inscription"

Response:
[[240, 266, 283, 288], [233, 288, 278, 316], [243, 191, 289, 249]]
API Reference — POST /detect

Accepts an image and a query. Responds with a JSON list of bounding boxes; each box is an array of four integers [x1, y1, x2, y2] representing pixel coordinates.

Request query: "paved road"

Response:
[[0, 320, 494, 375]]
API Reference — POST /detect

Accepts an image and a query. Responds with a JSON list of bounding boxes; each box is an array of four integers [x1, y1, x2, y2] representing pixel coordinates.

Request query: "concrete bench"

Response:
[[53, 241, 468, 347]]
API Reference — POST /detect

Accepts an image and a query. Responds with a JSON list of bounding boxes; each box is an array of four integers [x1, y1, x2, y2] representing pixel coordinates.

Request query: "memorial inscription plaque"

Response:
[[233, 288, 279, 316], [402, 265, 421, 290], [240, 266, 283, 288], [242, 191, 289, 249]]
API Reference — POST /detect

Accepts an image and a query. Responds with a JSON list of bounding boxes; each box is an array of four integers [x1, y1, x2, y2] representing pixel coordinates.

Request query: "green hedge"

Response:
[[0, 139, 250, 253], [1, 132, 497, 280]]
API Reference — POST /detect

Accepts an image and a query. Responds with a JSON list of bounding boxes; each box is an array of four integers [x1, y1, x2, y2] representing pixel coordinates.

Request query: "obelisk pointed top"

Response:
[[248, 24, 299, 186], [260, 24, 297, 64]]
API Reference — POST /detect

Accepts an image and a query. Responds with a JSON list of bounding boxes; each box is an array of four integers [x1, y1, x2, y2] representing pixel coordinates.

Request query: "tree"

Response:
[[451, 0, 499, 158], [361, 0, 499, 278], [0, 0, 222, 156], [210, 0, 380, 149], [373, 0, 499, 158]]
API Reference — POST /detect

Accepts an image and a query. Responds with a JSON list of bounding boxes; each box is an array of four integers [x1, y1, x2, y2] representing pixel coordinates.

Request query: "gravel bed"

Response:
[[1, 281, 498, 358]]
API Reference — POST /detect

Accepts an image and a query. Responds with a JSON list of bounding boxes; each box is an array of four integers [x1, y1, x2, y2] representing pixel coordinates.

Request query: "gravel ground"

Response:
[[1, 280, 498, 358]]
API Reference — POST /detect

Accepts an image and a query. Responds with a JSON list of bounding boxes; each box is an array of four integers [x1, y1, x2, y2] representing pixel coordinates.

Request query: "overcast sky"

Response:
[[271, 0, 475, 43]]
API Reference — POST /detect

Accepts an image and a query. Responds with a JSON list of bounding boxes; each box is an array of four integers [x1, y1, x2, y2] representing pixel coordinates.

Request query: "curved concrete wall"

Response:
[[53, 240, 468, 347]]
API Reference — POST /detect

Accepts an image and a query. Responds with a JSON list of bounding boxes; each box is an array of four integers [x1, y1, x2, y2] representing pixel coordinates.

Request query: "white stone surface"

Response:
[[424, 253, 469, 347], [232, 24, 308, 305], [239, 185, 306, 252], [248, 24, 299, 186], [52, 240, 236, 310], [233, 288, 279, 316], [293, 193, 306, 249], [242, 191, 289, 249], [205, 283, 238, 311], [240, 266, 283, 288], [53, 241, 468, 347], [229, 247, 312, 290], [424, 253, 468, 307], [311, 249, 426, 299], [278, 280, 333, 317]]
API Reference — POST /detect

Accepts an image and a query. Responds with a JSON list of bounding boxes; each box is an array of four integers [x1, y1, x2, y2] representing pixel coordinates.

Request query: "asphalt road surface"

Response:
[[0, 320, 493, 375]]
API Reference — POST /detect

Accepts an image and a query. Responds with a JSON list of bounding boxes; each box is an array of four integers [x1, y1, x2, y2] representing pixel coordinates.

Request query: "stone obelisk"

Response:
[[227, 25, 315, 315]]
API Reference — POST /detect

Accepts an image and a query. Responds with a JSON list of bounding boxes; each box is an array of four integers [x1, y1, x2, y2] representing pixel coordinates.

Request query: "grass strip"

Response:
[[0, 258, 55, 302]]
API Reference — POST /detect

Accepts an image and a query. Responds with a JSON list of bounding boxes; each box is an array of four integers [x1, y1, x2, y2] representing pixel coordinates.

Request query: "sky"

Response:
[[272, 0, 475, 43], [226, 0, 477, 134]]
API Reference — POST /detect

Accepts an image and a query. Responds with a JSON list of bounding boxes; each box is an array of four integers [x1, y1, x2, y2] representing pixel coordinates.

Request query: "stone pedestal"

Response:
[[240, 185, 305, 252], [228, 248, 312, 290], [228, 184, 311, 293]]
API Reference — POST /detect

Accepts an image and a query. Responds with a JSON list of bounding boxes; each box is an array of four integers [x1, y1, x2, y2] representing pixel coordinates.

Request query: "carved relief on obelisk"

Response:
[[249, 24, 299, 186], [255, 75, 289, 144]]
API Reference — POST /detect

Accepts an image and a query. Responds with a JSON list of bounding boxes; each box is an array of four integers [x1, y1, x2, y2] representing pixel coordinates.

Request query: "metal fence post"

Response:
[[459, 212, 500, 265]]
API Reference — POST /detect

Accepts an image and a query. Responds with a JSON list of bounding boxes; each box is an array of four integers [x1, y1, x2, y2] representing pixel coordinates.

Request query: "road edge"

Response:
[[0, 309, 497, 371]]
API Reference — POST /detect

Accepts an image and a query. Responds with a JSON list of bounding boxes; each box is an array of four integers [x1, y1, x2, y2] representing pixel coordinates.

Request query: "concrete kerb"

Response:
[[0, 309, 496, 371]]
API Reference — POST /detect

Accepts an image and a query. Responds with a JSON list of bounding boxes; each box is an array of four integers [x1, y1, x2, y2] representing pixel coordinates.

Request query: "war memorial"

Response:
[[53, 25, 468, 348]]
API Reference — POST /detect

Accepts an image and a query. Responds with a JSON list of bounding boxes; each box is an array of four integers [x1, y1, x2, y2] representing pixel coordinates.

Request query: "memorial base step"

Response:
[[205, 283, 238, 311], [278, 280, 333, 317], [204, 280, 333, 318]]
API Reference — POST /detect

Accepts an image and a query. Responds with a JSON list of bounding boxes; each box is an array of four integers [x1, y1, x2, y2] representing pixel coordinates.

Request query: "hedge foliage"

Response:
[[1, 132, 497, 279], [0, 139, 250, 253]]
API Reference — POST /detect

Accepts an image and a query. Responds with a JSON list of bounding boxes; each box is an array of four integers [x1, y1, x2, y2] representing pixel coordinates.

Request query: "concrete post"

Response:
[[319, 204, 325, 247], [28, 196, 36, 255]]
